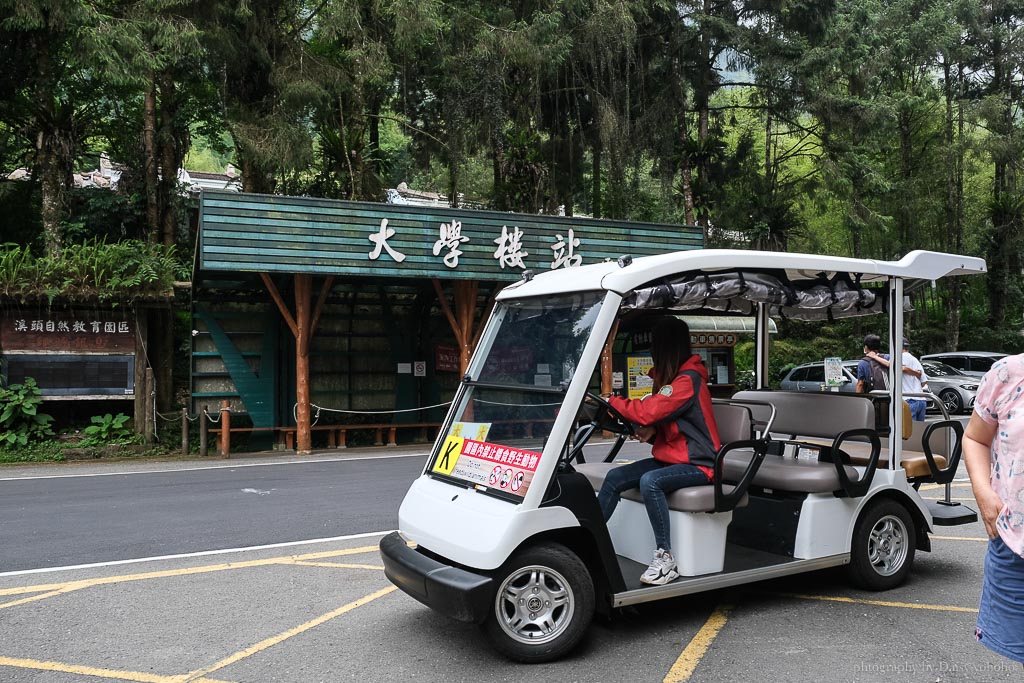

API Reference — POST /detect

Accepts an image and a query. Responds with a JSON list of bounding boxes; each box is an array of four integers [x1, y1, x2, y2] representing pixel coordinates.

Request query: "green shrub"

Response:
[[0, 378, 55, 446], [82, 413, 134, 444]]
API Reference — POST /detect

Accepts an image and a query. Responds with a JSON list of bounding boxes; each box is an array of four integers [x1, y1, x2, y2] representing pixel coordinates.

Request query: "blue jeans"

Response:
[[597, 459, 711, 552], [906, 399, 926, 422]]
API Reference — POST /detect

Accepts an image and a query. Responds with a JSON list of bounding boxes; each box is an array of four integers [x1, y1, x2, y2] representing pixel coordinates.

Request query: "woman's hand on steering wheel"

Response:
[[583, 391, 634, 436]]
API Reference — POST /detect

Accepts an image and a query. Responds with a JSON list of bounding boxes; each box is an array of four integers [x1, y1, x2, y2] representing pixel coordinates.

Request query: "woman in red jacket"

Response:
[[596, 317, 722, 585]]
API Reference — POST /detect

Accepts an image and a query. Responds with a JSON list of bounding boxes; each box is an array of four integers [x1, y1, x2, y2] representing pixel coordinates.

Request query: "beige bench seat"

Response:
[[575, 461, 748, 512], [722, 450, 860, 495]]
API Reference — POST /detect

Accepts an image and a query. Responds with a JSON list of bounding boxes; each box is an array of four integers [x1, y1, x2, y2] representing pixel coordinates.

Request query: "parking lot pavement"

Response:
[[1, 483, 1020, 683]]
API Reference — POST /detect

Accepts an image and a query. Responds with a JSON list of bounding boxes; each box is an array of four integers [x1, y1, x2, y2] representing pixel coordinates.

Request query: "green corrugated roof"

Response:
[[198, 191, 703, 281]]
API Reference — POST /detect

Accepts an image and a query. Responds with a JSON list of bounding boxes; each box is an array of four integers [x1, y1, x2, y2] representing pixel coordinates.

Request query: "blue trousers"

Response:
[[597, 459, 710, 551], [906, 399, 926, 422]]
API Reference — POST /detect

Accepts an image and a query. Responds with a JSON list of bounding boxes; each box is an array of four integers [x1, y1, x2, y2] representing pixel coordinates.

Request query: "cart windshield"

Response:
[[427, 291, 605, 502]]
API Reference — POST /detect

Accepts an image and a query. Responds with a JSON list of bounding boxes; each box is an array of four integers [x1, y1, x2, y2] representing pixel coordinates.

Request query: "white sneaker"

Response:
[[640, 548, 679, 585]]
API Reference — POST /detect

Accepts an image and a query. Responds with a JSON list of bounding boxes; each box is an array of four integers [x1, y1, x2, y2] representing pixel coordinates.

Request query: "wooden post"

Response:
[[260, 273, 333, 456], [199, 405, 208, 456], [433, 280, 495, 421], [181, 408, 189, 456], [219, 400, 230, 458], [294, 274, 312, 454], [133, 310, 148, 436], [144, 368, 155, 443]]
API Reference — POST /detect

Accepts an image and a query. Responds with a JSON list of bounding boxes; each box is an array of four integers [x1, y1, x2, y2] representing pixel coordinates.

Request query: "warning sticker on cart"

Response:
[[432, 437, 542, 499]]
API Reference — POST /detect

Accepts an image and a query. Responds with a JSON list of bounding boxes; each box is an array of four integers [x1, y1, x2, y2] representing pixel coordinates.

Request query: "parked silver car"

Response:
[[779, 360, 862, 393], [920, 351, 1007, 378], [779, 358, 976, 415], [921, 360, 980, 414]]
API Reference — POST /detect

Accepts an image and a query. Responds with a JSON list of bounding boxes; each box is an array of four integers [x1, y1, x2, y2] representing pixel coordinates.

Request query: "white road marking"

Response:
[[0, 452, 430, 481], [0, 530, 394, 578], [240, 488, 273, 495]]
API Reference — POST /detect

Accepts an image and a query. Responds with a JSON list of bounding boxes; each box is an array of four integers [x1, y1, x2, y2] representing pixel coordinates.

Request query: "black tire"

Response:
[[485, 542, 595, 663], [846, 498, 917, 591], [940, 389, 964, 415]]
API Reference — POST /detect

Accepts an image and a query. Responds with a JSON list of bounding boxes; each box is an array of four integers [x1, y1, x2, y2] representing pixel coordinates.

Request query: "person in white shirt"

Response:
[[900, 338, 928, 421], [864, 337, 929, 420]]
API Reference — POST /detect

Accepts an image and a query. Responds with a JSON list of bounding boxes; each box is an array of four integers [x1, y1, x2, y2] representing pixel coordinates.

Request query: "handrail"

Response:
[[712, 397, 778, 438]]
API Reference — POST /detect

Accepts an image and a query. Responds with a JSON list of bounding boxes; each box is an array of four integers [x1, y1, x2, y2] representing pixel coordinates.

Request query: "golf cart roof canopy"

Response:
[[497, 249, 987, 321]]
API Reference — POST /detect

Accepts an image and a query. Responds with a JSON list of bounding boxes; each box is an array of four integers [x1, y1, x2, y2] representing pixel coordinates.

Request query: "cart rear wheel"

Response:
[[485, 542, 594, 663], [847, 498, 916, 590]]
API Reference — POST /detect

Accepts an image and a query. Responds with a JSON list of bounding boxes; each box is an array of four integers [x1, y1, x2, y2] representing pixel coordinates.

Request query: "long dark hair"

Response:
[[650, 317, 692, 387]]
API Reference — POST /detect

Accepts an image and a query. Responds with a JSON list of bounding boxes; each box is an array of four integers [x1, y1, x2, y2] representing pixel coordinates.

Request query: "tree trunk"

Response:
[[36, 133, 66, 259], [158, 71, 181, 248], [143, 77, 160, 243], [239, 154, 275, 194], [591, 143, 601, 219], [942, 58, 963, 350]]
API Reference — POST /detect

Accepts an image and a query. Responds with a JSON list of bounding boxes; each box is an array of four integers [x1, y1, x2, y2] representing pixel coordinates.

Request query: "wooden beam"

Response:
[[432, 278, 465, 346], [260, 272, 298, 338], [470, 289, 499, 350], [309, 275, 335, 340]]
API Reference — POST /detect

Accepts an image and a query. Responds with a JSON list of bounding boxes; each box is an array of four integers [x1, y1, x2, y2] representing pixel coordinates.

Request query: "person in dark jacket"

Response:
[[597, 317, 722, 585]]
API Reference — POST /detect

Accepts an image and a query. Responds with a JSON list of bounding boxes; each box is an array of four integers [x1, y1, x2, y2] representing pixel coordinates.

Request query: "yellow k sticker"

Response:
[[432, 436, 464, 475]]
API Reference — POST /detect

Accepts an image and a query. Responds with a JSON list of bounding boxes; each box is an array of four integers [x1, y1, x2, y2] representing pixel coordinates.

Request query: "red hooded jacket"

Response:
[[608, 355, 722, 479]]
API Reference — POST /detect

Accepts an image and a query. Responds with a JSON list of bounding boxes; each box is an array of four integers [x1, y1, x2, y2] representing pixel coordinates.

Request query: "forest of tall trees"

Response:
[[1, 0, 1022, 350]]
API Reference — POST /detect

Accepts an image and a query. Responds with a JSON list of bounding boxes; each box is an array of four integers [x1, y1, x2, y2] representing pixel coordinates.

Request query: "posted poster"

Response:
[[627, 354, 654, 399], [432, 436, 542, 498], [824, 357, 844, 388]]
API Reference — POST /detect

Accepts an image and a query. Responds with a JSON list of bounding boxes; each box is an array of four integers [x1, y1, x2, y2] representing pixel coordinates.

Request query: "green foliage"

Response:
[[0, 441, 65, 464], [0, 378, 55, 447], [82, 413, 134, 444], [0, 239, 177, 302]]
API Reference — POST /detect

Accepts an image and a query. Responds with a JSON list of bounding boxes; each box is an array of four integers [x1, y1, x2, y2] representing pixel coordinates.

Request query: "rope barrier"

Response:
[[472, 398, 562, 407], [299, 401, 453, 417]]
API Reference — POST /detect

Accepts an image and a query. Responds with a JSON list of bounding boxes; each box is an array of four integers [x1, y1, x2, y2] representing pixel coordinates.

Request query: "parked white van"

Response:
[[380, 249, 986, 662]]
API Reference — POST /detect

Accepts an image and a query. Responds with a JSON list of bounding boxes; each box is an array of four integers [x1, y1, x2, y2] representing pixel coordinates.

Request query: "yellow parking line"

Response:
[[291, 561, 385, 570], [919, 482, 972, 491], [664, 604, 733, 683], [0, 656, 233, 683], [0, 544, 381, 597], [931, 535, 989, 542], [181, 585, 397, 682], [920, 497, 977, 502], [778, 593, 977, 613], [0, 588, 73, 611]]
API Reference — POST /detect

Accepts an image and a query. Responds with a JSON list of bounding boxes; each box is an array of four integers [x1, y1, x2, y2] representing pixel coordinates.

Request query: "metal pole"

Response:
[[181, 408, 189, 456], [144, 368, 155, 444], [199, 405, 208, 457], [219, 400, 231, 458]]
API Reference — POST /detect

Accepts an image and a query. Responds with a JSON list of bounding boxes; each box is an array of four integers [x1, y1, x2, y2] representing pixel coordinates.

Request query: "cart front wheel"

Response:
[[485, 542, 594, 663]]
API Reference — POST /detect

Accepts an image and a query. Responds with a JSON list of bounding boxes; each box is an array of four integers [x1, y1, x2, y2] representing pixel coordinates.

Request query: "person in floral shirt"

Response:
[[963, 353, 1024, 666]]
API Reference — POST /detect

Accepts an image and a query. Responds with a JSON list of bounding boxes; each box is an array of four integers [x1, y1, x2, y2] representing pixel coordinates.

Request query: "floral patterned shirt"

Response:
[[973, 354, 1024, 558]]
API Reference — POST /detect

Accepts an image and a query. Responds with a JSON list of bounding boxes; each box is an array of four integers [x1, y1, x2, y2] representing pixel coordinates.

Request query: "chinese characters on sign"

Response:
[[2, 313, 134, 353], [432, 219, 469, 268], [550, 228, 581, 269], [431, 435, 542, 499], [12, 319, 128, 334], [366, 217, 584, 271]]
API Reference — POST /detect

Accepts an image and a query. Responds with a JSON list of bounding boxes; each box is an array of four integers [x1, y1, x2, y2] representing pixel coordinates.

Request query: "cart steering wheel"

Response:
[[581, 391, 634, 437], [562, 392, 636, 466]]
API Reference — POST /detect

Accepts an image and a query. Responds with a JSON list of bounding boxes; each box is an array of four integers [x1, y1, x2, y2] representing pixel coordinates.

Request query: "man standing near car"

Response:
[[860, 336, 929, 421], [857, 334, 889, 394], [900, 338, 929, 420]]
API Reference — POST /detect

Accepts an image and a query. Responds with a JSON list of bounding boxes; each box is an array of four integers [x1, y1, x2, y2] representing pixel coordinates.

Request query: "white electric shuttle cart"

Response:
[[380, 249, 986, 662]]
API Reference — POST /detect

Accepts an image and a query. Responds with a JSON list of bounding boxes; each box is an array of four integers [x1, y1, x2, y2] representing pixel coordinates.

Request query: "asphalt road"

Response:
[[0, 451, 428, 573], [0, 445, 1018, 682]]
